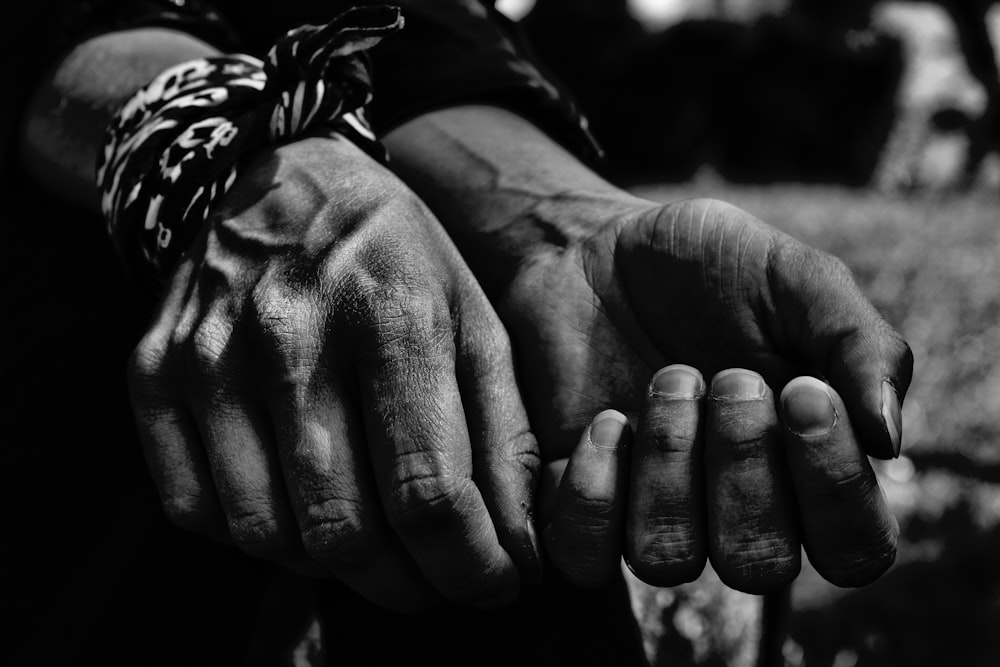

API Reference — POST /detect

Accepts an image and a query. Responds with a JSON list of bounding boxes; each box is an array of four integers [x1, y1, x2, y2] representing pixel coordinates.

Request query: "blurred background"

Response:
[[496, 2, 1000, 666]]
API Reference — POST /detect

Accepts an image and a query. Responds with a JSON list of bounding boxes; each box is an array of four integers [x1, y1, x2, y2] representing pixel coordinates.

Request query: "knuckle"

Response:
[[372, 290, 446, 345], [639, 417, 699, 456], [385, 467, 474, 536], [628, 528, 705, 586], [505, 433, 542, 481], [547, 522, 620, 588], [127, 337, 170, 401], [188, 316, 232, 376], [814, 538, 897, 588], [161, 493, 211, 533], [127, 338, 184, 421], [299, 499, 379, 568], [227, 509, 286, 557], [808, 464, 871, 497], [480, 428, 541, 474], [350, 273, 450, 352], [250, 280, 302, 333], [467, 322, 514, 374], [160, 491, 229, 545], [714, 533, 800, 593], [249, 283, 321, 377], [564, 487, 619, 522]]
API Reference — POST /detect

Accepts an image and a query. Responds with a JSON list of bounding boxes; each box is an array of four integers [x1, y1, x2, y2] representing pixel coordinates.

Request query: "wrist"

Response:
[[98, 9, 402, 295], [472, 189, 647, 291], [19, 28, 221, 213], [383, 105, 654, 297]]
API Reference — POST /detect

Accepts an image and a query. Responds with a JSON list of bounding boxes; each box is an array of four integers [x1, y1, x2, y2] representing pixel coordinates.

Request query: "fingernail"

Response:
[[711, 369, 766, 399], [780, 377, 837, 436], [882, 381, 902, 458], [650, 364, 705, 398], [589, 410, 628, 450]]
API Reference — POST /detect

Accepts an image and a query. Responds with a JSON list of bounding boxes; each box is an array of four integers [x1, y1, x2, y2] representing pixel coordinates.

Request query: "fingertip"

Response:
[[588, 409, 632, 449], [810, 494, 900, 588], [779, 374, 830, 401], [779, 376, 838, 437], [828, 329, 913, 460], [591, 408, 629, 427], [816, 528, 898, 589], [710, 368, 767, 400], [714, 552, 801, 596], [779, 375, 900, 589], [649, 364, 705, 398]]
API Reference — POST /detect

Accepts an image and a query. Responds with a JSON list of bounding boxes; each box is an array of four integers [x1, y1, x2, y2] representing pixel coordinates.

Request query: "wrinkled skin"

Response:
[[127, 133, 542, 612], [500, 197, 913, 593]]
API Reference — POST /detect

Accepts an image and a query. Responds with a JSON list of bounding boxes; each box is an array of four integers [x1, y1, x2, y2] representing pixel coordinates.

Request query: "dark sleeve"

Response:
[[0, 0, 241, 179], [1, 0, 603, 175], [361, 0, 604, 163]]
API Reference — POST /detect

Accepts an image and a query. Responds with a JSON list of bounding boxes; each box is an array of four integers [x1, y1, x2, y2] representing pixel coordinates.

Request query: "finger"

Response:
[[354, 286, 520, 608], [769, 241, 914, 460], [193, 386, 314, 572], [453, 284, 542, 584], [779, 376, 899, 587], [250, 292, 440, 611], [544, 410, 632, 588], [267, 377, 439, 611], [128, 338, 228, 542], [826, 318, 912, 460], [706, 369, 800, 594], [625, 364, 707, 586]]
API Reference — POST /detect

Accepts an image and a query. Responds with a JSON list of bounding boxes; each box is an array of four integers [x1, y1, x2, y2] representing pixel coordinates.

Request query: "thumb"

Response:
[[768, 240, 914, 460], [826, 319, 913, 460]]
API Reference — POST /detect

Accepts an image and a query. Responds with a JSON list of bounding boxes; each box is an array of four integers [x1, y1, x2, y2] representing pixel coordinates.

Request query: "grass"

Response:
[[622, 175, 1000, 666]]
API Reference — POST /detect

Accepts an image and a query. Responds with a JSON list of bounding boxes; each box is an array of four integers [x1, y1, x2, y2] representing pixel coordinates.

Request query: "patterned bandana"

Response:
[[96, 4, 403, 292]]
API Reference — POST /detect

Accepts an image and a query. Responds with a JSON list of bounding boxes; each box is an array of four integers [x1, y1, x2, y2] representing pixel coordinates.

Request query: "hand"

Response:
[[126, 133, 541, 611], [499, 197, 912, 593], [539, 366, 899, 595]]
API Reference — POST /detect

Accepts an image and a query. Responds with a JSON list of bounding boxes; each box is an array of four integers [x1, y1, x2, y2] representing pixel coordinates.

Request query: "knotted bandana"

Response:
[[97, 5, 403, 291]]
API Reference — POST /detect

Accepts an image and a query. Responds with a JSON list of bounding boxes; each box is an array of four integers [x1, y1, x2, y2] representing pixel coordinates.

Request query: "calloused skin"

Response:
[[385, 106, 914, 595], [503, 199, 909, 593], [125, 133, 543, 612], [541, 370, 900, 594], [129, 131, 906, 608], [22, 27, 913, 609], [21, 28, 554, 613]]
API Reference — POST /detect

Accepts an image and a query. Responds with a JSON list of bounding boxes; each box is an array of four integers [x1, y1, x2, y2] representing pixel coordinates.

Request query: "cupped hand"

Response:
[[540, 367, 899, 595], [500, 197, 912, 593], [126, 132, 541, 611]]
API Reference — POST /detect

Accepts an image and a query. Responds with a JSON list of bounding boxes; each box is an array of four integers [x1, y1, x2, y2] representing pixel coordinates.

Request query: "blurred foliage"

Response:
[[520, 0, 904, 186], [623, 178, 1000, 666]]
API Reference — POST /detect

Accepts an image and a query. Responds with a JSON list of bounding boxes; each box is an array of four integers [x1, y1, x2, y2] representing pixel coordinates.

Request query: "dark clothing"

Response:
[[1, 2, 643, 666], [0, 0, 598, 177]]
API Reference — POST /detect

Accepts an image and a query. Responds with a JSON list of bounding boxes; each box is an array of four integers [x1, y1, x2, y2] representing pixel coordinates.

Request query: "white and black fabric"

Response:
[[96, 5, 402, 291]]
